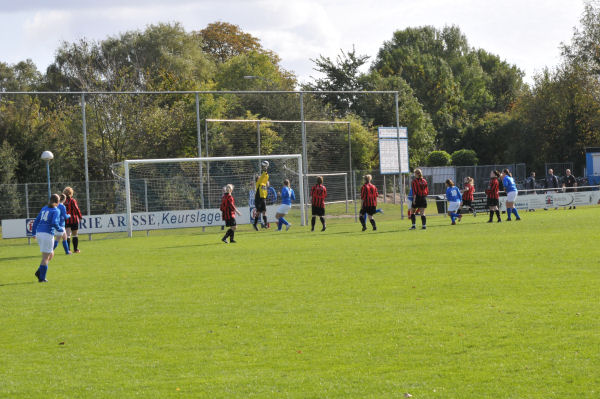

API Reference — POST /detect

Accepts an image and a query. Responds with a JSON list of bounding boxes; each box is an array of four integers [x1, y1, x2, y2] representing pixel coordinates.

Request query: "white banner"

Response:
[[499, 190, 600, 211], [2, 206, 279, 239]]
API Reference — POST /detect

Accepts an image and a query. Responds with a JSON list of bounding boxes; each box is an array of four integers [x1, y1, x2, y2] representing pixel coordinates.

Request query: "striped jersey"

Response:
[[411, 177, 428, 197], [486, 178, 499, 199], [220, 193, 236, 220], [361, 183, 378, 207], [64, 197, 82, 224], [310, 184, 327, 208], [462, 183, 474, 201]]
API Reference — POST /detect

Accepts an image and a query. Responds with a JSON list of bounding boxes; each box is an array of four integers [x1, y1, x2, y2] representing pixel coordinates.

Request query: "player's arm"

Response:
[[51, 210, 63, 232], [73, 199, 83, 218], [32, 211, 42, 237]]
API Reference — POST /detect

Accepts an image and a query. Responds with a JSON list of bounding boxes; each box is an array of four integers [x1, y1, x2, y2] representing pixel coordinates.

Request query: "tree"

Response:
[[200, 22, 271, 64], [451, 149, 478, 165], [426, 151, 451, 166], [305, 47, 370, 117]]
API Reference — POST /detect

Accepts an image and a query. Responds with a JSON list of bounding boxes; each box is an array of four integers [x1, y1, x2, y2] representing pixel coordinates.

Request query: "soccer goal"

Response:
[[111, 154, 305, 237]]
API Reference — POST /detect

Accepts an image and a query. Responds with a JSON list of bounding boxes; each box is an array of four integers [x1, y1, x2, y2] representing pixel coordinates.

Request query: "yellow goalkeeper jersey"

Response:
[[255, 172, 269, 199]]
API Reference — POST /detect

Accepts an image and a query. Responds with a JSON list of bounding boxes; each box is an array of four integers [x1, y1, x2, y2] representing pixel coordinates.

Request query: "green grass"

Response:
[[1, 205, 599, 398]]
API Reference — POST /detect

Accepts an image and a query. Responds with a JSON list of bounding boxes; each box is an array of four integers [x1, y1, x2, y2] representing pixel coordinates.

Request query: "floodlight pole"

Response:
[[300, 92, 309, 225], [395, 92, 405, 220], [196, 93, 204, 208], [45, 160, 51, 200]]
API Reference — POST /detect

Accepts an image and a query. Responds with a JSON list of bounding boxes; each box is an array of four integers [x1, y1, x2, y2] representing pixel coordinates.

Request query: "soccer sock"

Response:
[[39, 265, 48, 280], [320, 217, 325, 227], [281, 217, 289, 226], [370, 219, 376, 229], [421, 215, 426, 226], [489, 210, 494, 221], [512, 208, 520, 219], [223, 229, 231, 240], [67, 238, 71, 251], [230, 230, 235, 241], [495, 210, 501, 220], [359, 214, 366, 227], [62, 240, 69, 253], [311, 217, 316, 229], [73, 237, 79, 251], [450, 212, 456, 223], [411, 214, 416, 226], [263, 215, 268, 226], [53, 240, 59, 250], [506, 208, 512, 220]]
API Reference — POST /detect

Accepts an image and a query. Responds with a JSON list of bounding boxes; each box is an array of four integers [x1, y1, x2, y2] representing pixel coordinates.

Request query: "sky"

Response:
[[0, 0, 587, 85]]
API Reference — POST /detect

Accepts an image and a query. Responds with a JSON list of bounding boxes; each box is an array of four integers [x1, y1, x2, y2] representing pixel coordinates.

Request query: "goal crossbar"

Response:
[[121, 154, 305, 237]]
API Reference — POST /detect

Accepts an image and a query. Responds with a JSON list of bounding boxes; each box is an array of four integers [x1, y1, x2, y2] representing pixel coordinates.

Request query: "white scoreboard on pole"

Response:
[[378, 127, 409, 174]]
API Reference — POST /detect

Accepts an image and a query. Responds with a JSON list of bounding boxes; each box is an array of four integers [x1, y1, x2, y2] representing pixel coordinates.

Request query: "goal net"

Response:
[[111, 154, 305, 236]]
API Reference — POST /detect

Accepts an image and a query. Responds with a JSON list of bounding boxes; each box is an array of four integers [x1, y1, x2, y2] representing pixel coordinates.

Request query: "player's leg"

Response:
[[359, 208, 367, 231], [368, 210, 376, 231], [71, 225, 80, 253]]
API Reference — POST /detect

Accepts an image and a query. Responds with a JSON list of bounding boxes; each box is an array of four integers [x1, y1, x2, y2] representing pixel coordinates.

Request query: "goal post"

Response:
[[114, 154, 305, 237]]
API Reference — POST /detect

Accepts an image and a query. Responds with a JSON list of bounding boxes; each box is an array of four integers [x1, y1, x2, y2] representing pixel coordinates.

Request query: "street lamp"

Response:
[[41, 150, 54, 200]]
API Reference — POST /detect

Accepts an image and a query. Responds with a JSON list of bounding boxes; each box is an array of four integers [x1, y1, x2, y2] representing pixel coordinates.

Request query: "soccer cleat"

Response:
[[221, 238, 228, 244], [421, 226, 427, 230], [39, 279, 48, 283], [451, 221, 456, 225], [35, 270, 40, 280], [362, 226, 367, 232], [372, 226, 377, 231], [506, 218, 511, 222], [497, 219, 502, 223], [253, 224, 258, 231], [311, 228, 314, 232], [321, 226, 326, 232], [74, 249, 81, 253], [487, 220, 493, 223], [516, 217, 521, 221], [409, 225, 416, 230], [65, 251, 72, 255], [286, 224, 291, 231], [229, 240, 237, 243]]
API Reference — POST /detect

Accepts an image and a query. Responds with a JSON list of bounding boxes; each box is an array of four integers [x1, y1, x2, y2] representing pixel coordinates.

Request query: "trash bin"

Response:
[[435, 195, 446, 214]]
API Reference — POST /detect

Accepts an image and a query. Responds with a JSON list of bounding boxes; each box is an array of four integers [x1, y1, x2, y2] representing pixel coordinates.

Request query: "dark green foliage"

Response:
[[451, 149, 479, 166], [426, 150, 451, 166]]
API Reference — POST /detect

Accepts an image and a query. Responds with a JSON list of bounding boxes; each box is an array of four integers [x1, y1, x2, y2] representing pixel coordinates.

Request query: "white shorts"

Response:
[[55, 229, 66, 240], [277, 204, 291, 215], [506, 191, 518, 202], [448, 201, 461, 212], [37, 232, 55, 253]]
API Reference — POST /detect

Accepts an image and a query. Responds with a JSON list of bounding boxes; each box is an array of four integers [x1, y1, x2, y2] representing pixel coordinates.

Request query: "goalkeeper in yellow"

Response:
[[253, 161, 270, 230]]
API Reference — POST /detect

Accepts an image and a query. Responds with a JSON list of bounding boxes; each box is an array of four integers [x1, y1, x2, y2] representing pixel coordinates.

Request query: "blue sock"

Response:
[[507, 209, 512, 220], [281, 217, 289, 226], [375, 209, 383, 214], [62, 240, 70, 253], [512, 208, 520, 219], [450, 213, 455, 223], [53, 240, 59, 250], [39, 265, 48, 280], [277, 219, 283, 230]]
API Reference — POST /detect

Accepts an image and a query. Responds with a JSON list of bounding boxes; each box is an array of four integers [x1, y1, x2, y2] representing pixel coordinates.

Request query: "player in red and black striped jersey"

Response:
[[310, 176, 327, 232], [63, 186, 83, 253], [459, 176, 476, 216], [410, 169, 428, 230], [359, 174, 379, 231], [220, 184, 241, 243], [485, 170, 501, 223]]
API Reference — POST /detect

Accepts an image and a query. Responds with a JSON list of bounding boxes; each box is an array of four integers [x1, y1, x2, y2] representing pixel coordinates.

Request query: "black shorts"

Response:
[[254, 197, 266, 213], [65, 221, 79, 231], [462, 199, 472, 207], [412, 196, 428, 209], [487, 198, 499, 207], [225, 218, 236, 227], [312, 206, 325, 217], [360, 206, 377, 216]]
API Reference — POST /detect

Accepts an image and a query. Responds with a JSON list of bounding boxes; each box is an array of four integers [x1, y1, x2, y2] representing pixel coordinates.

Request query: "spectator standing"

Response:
[[544, 169, 559, 210]]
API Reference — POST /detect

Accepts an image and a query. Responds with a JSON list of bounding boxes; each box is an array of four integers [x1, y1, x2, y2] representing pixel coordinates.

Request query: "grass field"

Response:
[[1, 205, 599, 398]]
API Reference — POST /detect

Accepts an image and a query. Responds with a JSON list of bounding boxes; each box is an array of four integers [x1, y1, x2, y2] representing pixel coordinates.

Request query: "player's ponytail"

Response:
[[48, 194, 60, 206], [502, 168, 512, 177]]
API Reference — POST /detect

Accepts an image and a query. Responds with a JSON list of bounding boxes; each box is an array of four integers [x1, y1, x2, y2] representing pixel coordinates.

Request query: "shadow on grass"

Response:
[[0, 255, 40, 263], [0, 281, 37, 287]]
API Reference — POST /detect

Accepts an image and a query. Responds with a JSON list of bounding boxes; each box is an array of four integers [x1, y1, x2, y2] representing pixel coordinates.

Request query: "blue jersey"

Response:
[[446, 186, 462, 202], [57, 203, 70, 228], [503, 175, 517, 193], [32, 206, 63, 236], [281, 186, 296, 205]]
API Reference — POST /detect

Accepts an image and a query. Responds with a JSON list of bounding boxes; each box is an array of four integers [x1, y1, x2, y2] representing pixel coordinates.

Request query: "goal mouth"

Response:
[[111, 154, 305, 236]]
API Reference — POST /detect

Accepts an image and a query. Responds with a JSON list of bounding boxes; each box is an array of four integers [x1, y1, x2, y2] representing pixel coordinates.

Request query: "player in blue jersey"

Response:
[[501, 168, 521, 221], [53, 194, 72, 255], [445, 179, 463, 225], [32, 194, 64, 282], [275, 179, 296, 231]]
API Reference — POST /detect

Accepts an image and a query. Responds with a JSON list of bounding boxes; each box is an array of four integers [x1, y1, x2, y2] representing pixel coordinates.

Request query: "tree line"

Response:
[[2, 4, 600, 189]]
